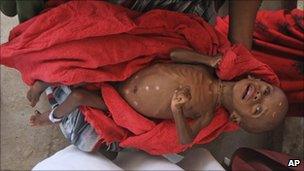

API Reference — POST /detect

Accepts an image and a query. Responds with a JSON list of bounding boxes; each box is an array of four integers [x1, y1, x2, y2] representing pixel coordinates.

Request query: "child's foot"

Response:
[[171, 86, 192, 110], [27, 81, 48, 107], [29, 110, 52, 127]]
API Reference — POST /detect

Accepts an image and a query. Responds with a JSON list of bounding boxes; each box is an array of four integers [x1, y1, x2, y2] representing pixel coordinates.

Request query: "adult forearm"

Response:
[[228, 0, 262, 50]]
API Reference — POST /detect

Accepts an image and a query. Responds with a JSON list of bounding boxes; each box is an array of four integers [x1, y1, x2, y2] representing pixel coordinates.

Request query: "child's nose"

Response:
[[253, 91, 261, 101]]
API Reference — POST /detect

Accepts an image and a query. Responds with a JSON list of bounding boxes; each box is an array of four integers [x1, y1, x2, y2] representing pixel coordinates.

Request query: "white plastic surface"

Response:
[[114, 150, 183, 170], [32, 146, 122, 170], [32, 145, 225, 170]]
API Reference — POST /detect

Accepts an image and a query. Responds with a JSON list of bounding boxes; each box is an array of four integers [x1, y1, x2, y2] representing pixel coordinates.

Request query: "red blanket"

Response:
[[215, 9, 304, 117], [0, 1, 279, 154]]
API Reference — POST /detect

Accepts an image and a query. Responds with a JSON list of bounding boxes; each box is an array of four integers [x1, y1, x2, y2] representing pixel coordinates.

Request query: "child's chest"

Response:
[[119, 63, 217, 119]]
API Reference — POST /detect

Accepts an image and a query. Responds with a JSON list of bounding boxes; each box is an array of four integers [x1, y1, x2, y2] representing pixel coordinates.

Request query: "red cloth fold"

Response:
[[215, 9, 304, 117], [0, 1, 279, 154]]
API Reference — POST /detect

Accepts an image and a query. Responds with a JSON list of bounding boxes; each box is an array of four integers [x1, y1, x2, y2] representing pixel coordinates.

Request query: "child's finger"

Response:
[[31, 100, 37, 107], [26, 93, 31, 101], [30, 100, 34, 107]]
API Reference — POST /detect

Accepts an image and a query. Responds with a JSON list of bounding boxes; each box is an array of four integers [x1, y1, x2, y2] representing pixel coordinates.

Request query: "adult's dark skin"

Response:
[[228, 0, 262, 50], [0, 0, 262, 50]]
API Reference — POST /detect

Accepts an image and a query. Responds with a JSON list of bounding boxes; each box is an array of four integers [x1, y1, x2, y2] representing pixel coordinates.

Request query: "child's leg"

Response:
[[30, 88, 107, 126], [27, 80, 49, 107], [54, 88, 108, 118]]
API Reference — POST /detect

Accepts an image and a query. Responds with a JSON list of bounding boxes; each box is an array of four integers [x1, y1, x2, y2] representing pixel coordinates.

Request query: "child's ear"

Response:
[[230, 111, 241, 125]]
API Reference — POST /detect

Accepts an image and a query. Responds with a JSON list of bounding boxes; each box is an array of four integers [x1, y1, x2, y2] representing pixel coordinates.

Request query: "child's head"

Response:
[[229, 77, 288, 133]]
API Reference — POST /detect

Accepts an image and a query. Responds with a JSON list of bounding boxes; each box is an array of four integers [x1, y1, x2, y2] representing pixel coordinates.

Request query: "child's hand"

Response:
[[171, 86, 192, 111], [209, 55, 222, 68]]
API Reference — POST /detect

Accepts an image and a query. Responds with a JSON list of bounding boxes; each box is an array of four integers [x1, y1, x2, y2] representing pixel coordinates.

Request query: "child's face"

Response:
[[231, 78, 288, 132]]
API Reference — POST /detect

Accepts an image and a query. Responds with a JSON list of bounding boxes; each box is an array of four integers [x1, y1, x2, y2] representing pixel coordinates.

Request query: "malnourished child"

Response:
[[28, 49, 288, 144]]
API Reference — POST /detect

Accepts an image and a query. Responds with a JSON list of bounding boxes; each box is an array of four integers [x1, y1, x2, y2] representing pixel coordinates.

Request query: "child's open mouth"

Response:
[[242, 84, 255, 101]]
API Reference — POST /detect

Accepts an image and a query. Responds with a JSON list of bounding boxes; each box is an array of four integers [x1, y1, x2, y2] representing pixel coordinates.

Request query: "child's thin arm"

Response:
[[172, 106, 212, 144], [190, 112, 213, 137], [170, 49, 221, 68], [52, 88, 107, 119], [171, 87, 212, 144], [171, 106, 194, 144]]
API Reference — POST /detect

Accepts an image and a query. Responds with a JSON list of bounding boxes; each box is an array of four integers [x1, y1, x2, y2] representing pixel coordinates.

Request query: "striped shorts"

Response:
[[46, 86, 120, 152]]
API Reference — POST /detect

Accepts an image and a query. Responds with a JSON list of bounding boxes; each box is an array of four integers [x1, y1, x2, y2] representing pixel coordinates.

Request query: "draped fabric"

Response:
[[1, 1, 279, 154]]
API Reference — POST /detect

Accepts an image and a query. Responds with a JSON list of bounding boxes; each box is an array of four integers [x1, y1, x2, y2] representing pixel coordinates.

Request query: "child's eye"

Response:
[[263, 87, 270, 96], [255, 106, 262, 114]]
